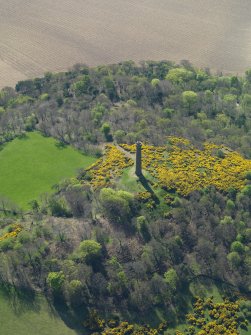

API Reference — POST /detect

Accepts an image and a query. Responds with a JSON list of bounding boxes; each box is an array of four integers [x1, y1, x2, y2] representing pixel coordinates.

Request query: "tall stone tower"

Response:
[[135, 141, 142, 176]]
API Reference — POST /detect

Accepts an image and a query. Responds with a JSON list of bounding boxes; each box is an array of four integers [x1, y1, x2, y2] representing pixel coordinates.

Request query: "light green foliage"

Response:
[[136, 216, 146, 227], [197, 111, 207, 120], [182, 90, 198, 106], [163, 108, 174, 118], [114, 129, 126, 143], [78, 240, 102, 262], [227, 251, 242, 267], [100, 188, 134, 224], [47, 271, 65, 292], [8, 95, 34, 107], [72, 75, 91, 96], [241, 185, 251, 197], [223, 94, 237, 104], [236, 233, 244, 243], [68, 280, 83, 294], [216, 113, 230, 127], [101, 122, 112, 141], [39, 93, 50, 101], [48, 197, 71, 217], [25, 113, 37, 131], [102, 76, 116, 99], [17, 230, 31, 244], [91, 103, 106, 125], [196, 69, 208, 81], [166, 67, 194, 83], [244, 228, 251, 242], [164, 268, 178, 291], [117, 271, 127, 285], [231, 241, 245, 254], [151, 78, 160, 87], [0, 132, 96, 208], [0, 237, 15, 251], [220, 216, 234, 225], [126, 99, 137, 107], [226, 199, 235, 211]]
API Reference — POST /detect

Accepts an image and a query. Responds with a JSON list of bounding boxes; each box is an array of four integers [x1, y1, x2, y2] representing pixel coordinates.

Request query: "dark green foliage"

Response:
[[101, 122, 113, 142], [48, 197, 71, 217]]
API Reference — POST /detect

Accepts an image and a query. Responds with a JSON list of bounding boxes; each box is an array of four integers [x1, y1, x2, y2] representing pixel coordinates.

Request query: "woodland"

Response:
[[0, 60, 250, 334]]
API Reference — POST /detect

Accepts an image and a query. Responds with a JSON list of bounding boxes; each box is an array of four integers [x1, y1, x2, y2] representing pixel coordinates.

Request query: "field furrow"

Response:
[[1, 0, 251, 88]]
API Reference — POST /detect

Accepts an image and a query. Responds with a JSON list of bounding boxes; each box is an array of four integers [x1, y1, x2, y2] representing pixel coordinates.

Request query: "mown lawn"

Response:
[[0, 132, 96, 209]]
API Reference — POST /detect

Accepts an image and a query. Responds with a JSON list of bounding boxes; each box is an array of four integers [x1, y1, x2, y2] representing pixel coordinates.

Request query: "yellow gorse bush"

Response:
[[85, 145, 133, 189], [86, 310, 168, 335], [86, 297, 248, 335], [87, 297, 247, 335], [121, 137, 251, 195], [0, 223, 22, 242], [184, 297, 244, 335], [92, 320, 167, 335]]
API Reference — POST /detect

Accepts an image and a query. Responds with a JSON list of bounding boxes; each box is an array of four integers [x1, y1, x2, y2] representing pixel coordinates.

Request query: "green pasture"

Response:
[[0, 287, 79, 335], [0, 132, 96, 209]]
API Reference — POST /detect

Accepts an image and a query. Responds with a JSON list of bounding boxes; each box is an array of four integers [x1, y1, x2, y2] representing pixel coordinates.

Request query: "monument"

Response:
[[135, 141, 142, 176]]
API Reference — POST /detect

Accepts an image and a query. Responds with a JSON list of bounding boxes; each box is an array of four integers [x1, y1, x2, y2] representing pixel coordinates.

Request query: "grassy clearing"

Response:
[[117, 167, 143, 192], [0, 287, 79, 335], [0, 132, 96, 209]]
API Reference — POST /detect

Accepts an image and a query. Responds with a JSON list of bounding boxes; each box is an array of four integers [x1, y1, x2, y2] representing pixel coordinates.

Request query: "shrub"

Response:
[[227, 251, 242, 267], [231, 241, 245, 254], [164, 268, 178, 291], [77, 240, 102, 263], [47, 271, 65, 293], [100, 188, 134, 225]]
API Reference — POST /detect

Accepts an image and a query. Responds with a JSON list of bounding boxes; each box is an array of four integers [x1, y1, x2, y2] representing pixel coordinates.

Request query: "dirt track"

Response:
[[1, 0, 251, 88]]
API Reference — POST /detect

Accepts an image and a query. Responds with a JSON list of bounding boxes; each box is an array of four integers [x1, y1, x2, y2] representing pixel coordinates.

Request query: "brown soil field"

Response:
[[1, 0, 251, 88]]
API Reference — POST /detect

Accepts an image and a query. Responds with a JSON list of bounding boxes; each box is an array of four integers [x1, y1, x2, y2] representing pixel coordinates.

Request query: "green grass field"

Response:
[[0, 287, 79, 335], [0, 132, 96, 209]]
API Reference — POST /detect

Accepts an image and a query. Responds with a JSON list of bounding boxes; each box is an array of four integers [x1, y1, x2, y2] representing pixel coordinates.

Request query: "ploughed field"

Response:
[[1, 0, 251, 88], [0, 132, 96, 209]]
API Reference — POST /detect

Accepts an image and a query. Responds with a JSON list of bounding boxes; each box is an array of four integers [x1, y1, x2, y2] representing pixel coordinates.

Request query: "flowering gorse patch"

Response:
[[121, 137, 251, 196], [182, 297, 247, 335], [84, 145, 133, 189], [87, 297, 247, 335], [0, 223, 22, 242]]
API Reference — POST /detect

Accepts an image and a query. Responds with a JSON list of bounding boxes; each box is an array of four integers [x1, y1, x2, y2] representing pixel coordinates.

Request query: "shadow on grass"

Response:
[[49, 296, 87, 335], [138, 174, 160, 205], [55, 141, 67, 149], [0, 284, 40, 315], [17, 133, 29, 140]]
